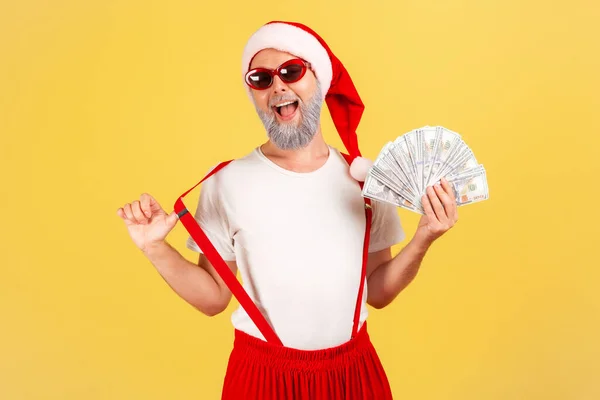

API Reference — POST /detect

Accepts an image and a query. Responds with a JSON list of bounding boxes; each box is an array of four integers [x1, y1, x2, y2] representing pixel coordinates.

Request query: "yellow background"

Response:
[[1, 0, 599, 398]]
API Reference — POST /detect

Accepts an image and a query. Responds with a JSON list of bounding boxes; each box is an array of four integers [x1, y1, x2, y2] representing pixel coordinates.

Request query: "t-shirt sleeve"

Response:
[[368, 200, 406, 253], [185, 166, 236, 261]]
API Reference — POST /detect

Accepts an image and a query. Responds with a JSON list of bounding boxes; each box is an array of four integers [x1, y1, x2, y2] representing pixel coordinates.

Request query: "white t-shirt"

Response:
[[186, 145, 406, 350]]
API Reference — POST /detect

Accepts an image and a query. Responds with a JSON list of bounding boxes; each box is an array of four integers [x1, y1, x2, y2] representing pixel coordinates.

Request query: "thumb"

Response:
[[166, 210, 179, 229]]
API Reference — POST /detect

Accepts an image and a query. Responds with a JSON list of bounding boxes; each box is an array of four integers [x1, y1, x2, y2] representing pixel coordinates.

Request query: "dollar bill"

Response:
[[394, 132, 420, 193], [362, 175, 423, 213], [373, 142, 417, 198], [447, 167, 489, 205], [371, 166, 415, 201], [421, 126, 439, 192], [363, 125, 489, 214], [427, 127, 463, 186]]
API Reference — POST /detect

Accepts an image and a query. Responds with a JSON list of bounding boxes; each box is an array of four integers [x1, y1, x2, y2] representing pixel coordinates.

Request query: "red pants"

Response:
[[221, 322, 393, 399]]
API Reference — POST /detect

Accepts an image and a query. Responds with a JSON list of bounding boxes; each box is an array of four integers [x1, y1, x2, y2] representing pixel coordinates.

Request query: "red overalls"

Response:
[[174, 153, 393, 399]]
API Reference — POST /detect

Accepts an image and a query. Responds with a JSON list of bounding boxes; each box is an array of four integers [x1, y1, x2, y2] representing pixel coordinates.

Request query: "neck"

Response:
[[260, 125, 330, 172]]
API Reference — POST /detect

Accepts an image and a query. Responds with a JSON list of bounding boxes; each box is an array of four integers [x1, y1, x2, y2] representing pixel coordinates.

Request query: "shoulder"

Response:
[[200, 147, 265, 191], [205, 147, 260, 177]]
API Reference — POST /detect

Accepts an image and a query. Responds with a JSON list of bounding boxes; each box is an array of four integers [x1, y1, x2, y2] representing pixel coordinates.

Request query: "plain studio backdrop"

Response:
[[1, 0, 598, 399]]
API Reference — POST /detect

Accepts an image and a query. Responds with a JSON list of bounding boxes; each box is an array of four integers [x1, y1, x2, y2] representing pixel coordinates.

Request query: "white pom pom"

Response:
[[349, 156, 373, 182]]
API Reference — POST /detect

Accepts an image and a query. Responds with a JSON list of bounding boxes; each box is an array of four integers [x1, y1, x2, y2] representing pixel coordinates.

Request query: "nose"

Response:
[[271, 75, 288, 94]]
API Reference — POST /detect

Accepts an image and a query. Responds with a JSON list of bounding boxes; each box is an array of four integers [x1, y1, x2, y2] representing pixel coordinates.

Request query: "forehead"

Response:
[[249, 48, 299, 70]]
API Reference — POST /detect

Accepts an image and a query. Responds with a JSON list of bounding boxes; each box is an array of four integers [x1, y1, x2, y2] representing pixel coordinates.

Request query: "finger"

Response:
[[440, 177, 458, 222], [440, 177, 455, 197], [131, 200, 148, 224], [140, 193, 153, 218], [117, 208, 134, 225], [148, 194, 159, 211], [421, 193, 437, 222], [427, 186, 447, 223], [147, 193, 164, 215], [433, 183, 453, 219], [123, 203, 135, 222]]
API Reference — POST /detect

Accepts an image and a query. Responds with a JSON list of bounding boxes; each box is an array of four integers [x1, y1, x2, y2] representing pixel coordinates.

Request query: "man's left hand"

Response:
[[413, 176, 458, 248]]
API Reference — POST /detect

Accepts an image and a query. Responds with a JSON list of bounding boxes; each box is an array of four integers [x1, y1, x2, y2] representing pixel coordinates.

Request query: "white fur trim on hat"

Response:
[[241, 23, 333, 100], [349, 156, 373, 182]]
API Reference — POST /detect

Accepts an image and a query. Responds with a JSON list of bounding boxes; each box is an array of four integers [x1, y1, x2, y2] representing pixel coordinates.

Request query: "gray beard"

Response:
[[255, 82, 323, 151]]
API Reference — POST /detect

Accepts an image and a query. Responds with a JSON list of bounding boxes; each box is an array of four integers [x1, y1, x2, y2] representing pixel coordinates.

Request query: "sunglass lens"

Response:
[[280, 64, 305, 83], [248, 71, 272, 89]]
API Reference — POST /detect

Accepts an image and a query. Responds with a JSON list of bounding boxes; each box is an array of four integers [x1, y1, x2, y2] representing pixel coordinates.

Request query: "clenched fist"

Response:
[[116, 193, 179, 253]]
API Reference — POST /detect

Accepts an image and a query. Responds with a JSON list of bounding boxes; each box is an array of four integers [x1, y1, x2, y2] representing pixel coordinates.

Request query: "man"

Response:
[[117, 21, 458, 399]]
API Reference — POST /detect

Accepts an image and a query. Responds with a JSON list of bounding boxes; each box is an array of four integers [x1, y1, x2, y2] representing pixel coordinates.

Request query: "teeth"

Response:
[[274, 100, 295, 107]]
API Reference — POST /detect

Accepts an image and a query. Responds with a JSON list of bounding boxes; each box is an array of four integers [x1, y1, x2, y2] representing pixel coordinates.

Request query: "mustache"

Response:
[[268, 94, 301, 108]]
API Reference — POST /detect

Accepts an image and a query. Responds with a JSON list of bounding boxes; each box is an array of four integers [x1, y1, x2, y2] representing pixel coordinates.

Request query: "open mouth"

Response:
[[273, 100, 299, 120]]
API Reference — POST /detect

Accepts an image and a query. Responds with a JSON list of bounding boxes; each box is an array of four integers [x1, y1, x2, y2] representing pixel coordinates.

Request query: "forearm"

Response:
[[367, 239, 430, 308], [142, 241, 224, 316]]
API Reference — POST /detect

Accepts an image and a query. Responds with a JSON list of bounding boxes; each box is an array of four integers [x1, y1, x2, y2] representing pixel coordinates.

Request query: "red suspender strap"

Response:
[[341, 153, 373, 339], [173, 160, 283, 346], [353, 197, 372, 338]]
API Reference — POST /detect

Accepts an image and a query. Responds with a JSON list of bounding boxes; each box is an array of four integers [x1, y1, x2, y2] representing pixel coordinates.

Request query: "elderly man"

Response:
[[117, 21, 457, 400]]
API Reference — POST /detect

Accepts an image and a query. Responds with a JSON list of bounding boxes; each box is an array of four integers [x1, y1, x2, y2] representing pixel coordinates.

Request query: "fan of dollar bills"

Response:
[[362, 125, 489, 214]]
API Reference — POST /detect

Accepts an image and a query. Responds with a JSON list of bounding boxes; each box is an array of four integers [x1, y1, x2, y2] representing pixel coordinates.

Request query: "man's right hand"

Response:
[[116, 193, 179, 253]]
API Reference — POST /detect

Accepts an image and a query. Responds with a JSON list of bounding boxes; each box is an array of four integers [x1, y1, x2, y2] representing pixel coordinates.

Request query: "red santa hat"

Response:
[[241, 21, 373, 182]]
